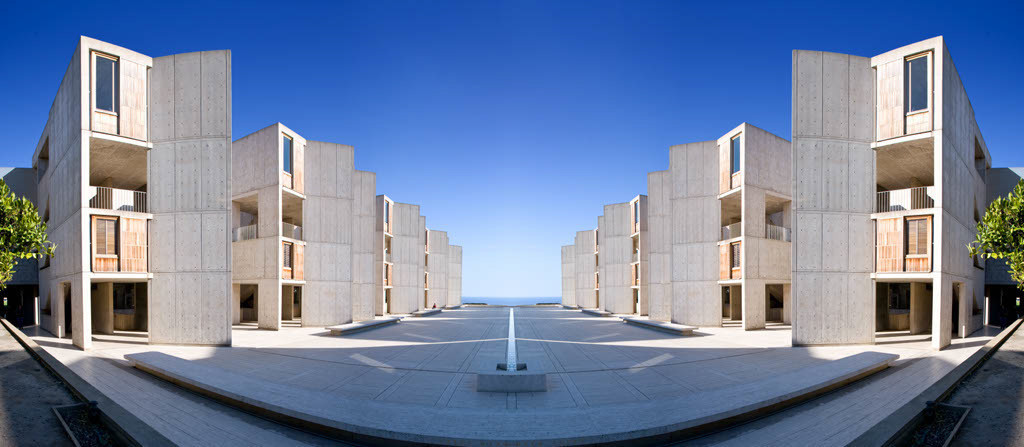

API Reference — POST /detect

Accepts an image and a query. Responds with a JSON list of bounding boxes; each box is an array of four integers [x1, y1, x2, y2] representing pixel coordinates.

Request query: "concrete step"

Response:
[[581, 308, 612, 317], [411, 309, 442, 317], [621, 317, 697, 335], [326, 317, 401, 335]]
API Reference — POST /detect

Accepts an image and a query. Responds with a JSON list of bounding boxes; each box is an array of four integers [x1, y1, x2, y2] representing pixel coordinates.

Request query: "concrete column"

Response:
[[742, 280, 766, 330], [258, 279, 281, 330], [782, 283, 792, 324], [91, 282, 114, 335], [729, 285, 742, 321], [231, 283, 241, 325], [910, 282, 931, 335], [71, 274, 91, 350], [932, 276, 951, 350], [281, 285, 294, 320]]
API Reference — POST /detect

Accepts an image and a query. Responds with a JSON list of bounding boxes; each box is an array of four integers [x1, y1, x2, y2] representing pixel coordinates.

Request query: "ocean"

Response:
[[461, 297, 561, 306]]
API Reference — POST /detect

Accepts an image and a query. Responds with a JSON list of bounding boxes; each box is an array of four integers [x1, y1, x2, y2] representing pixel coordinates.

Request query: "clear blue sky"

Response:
[[1, 0, 1022, 297]]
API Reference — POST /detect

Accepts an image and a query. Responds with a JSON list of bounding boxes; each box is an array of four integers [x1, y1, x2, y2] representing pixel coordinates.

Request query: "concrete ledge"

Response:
[[125, 350, 897, 446], [476, 371, 547, 392], [622, 317, 696, 335], [581, 308, 612, 317], [1, 320, 173, 447], [411, 309, 442, 317], [444, 305, 463, 310], [851, 319, 1023, 447], [326, 317, 401, 336], [561, 305, 580, 310]]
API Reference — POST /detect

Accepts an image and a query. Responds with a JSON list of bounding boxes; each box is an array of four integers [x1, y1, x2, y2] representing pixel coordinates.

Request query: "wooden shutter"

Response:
[[119, 59, 147, 140], [119, 217, 148, 272], [876, 217, 903, 272], [92, 216, 119, 272], [876, 59, 905, 140]]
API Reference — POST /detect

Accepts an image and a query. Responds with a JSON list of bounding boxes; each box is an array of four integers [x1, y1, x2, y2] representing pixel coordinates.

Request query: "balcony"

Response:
[[632, 250, 639, 264], [283, 222, 303, 240], [233, 224, 257, 242], [384, 250, 393, 264], [89, 187, 147, 213], [876, 186, 935, 213], [765, 223, 791, 242], [721, 222, 742, 240]]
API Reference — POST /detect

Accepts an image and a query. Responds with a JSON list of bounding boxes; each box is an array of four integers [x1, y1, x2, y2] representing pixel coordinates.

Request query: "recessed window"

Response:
[[95, 217, 118, 255], [730, 242, 741, 269], [905, 55, 929, 113], [731, 135, 741, 174], [906, 217, 929, 255], [94, 53, 119, 113], [282, 134, 293, 174], [283, 242, 293, 269]]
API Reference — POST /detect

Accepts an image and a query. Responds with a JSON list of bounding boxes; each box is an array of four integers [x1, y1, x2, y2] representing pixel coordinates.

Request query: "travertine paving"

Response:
[[28, 306, 997, 445]]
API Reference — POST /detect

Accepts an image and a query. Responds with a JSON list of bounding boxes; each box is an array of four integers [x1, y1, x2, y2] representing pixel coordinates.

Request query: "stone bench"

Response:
[[411, 308, 442, 317], [621, 317, 697, 335], [326, 317, 401, 335], [581, 308, 612, 317]]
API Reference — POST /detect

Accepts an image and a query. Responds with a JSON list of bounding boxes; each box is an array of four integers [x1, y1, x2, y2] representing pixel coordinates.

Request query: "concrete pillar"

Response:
[[91, 282, 114, 335], [71, 274, 91, 350], [281, 285, 294, 321], [231, 283, 241, 325], [910, 282, 931, 335], [782, 283, 792, 324], [258, 279, 281, 330], [742, 280, 766, 330], [932, 276, 951, 350], [729, 285, 742, 321]]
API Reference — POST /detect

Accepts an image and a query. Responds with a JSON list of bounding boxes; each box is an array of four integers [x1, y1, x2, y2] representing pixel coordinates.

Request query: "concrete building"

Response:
[[425, 229, 449, 310], [792, 37, 990, 350], [573, 230, 597, 309], [447, 244, 463, 308], [29, 37, 232, 350], [1, 168, 40, 327], [230, 123, 377, 330], [561, 245, 576, 308]]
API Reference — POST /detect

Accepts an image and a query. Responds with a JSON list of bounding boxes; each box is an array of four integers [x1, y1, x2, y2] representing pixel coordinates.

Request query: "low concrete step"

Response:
[[621, 317, 697, 335], [561, 305, 580, 310], [581, 308, 612, 317], [326, 317, 401, 335], [411, 308, 442, 317]]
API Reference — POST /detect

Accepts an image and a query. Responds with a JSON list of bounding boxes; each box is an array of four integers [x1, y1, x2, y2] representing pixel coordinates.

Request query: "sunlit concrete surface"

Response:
[[27, 306, 997, 445]]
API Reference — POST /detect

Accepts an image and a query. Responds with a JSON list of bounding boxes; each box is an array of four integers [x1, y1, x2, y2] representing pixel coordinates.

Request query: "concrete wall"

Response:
[[447, 245, 462, 307], [561, 245, 576, 307], [426, 230, 449, 309], [390, 203, 422, 314], [351, 171, 377, 321], [647, 171, 672, 321], [599, 203, 633, 314], [302, 140, 356, 326], [669, 141, 721, 327], [636, 195, 650, 316], [574, 230, 596, 308], [148, 49, 232, 346], [791, 50, 875, 345]]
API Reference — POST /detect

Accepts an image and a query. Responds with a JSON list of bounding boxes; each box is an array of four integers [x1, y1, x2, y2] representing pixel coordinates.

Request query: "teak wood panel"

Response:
[[731, 172, 743, 190], [876, 59, 904, 141], [293, 243, 304, 280], [119, 59, 147, 140], [904, 215, 932, 272], [905, 110, 932, 135], [875, 217, 903, 272], [281, 171, 293, 190], [719, 244, 730, 280], [92, 111, 118, 135], [292, 141, 304, 194], [119, 217, 148, 273], [91, 216, 119, 272]]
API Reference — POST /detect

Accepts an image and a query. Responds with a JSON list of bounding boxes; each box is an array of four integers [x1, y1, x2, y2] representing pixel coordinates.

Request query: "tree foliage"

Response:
[[970, 179, 1024, 290], [0, 179, 54, 289]]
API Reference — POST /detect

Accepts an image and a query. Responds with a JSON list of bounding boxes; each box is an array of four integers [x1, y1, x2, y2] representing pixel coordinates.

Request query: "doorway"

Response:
[[632, 289, 639, 314], [239, 285, 258, 322], [952, 282, 961, 338], [384, 289, 392, 314], [62, 283, 72, 339]]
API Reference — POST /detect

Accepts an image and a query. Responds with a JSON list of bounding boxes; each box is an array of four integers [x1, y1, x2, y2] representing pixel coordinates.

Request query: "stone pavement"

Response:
[[0, 326, 76, 446]]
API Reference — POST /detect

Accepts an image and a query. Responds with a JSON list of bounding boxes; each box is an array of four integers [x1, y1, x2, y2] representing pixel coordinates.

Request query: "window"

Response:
[[384, 200, 390, 229], [731, 134, 741, 174], [95, 218, 117, 256], [905, 55, 928, 113], [906, 217, 930, 255], [283, 242, 293, 269], [282, 134, 293, 174], [888, 283, 910, 311], [634, 201, 640, 225], [114, 284, 135, 312], [94, 53, 119, 113], [730, 242, 741, 269]]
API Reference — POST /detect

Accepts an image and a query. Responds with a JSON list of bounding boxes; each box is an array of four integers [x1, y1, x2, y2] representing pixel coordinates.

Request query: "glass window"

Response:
[[905, 56, 928, 113], [95, 54, 118, 113], [731, 135, 741, 174], [282, 134, 293, 174]]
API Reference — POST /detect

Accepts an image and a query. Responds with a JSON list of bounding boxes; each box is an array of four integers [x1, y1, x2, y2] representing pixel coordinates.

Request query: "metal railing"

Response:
[[766, 223, 791, 242], [721, 222, 742, 240], [233, 224, 257, 242], [876, 186, 935, 213], [282, 222, 303, 240], [89, 186, 147, 213]]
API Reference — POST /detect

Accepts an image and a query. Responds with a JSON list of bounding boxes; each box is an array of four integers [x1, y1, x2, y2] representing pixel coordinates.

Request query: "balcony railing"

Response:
[[721, 222, 742, 240], [632, 251, 639, 263], [89, 187, 147, 213], [385, 250, 393, 264], [766, 223, 791, 242], [283, 222, 303, 240], [876, 186, 936, 213], [233, 224, 257, 242]]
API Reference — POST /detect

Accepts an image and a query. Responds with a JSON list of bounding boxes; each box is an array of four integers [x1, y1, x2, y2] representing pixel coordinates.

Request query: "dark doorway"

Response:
[[62, 283, 72, 338], [952, 283, 960, 337]]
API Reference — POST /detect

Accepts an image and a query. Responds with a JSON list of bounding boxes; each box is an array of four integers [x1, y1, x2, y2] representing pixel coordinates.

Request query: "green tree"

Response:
[[970, 179, 1024, 290], [0, 179, 54, 289]]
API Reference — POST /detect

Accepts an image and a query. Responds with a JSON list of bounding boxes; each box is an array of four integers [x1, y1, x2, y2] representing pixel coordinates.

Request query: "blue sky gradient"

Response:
[[1, 0, 1021, 297]]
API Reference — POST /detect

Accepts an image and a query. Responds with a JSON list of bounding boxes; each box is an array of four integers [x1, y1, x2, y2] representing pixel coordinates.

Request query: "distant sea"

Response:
[[462, 297, 561, 306]]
